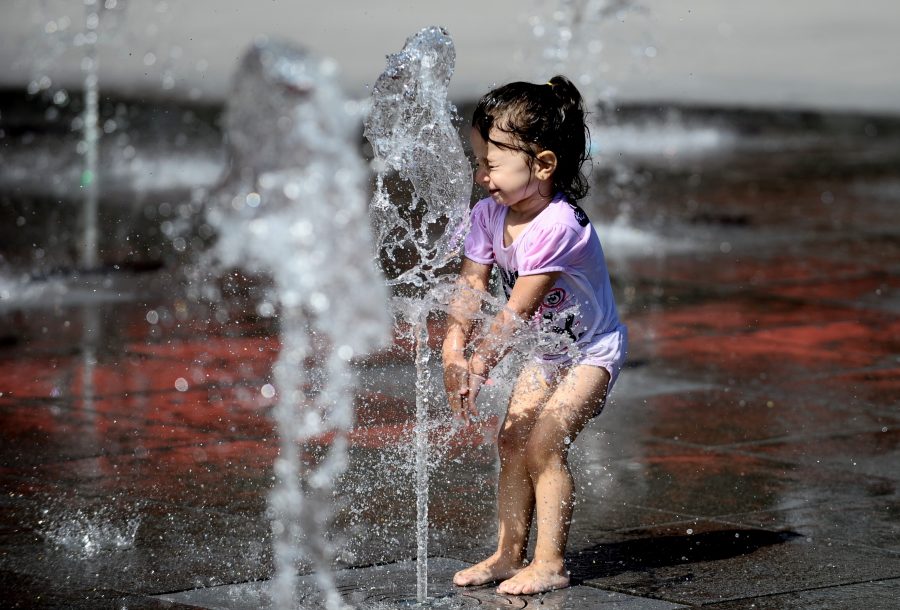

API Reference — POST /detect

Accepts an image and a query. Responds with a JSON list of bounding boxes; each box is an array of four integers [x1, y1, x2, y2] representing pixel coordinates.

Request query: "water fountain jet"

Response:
[[206, 39, 390, 610], [364, 26, 472, 604]]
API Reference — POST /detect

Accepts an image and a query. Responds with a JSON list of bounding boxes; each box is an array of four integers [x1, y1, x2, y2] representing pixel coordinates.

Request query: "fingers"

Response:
[[446, 369, 470, 423], [458, 369, 471, 423], [464, 373, 485, 421], [445, 367, 487, 425]]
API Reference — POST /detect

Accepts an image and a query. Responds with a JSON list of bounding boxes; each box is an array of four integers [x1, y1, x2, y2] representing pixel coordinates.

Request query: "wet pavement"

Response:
[[2, 117, 900, 608]]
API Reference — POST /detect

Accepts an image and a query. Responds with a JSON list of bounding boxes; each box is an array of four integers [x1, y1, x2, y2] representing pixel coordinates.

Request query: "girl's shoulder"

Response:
[[471, 196, 505, 225], [540, 194, 592, 232]]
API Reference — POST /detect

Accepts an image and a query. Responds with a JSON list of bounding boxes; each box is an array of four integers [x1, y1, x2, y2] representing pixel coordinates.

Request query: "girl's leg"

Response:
[[453, 362, 554, 586], [497, 364, 610, 595]]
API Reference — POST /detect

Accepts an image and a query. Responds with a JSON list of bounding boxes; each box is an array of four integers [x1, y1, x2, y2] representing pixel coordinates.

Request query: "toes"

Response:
[[497, 571, 569, 596], [497, 579, 521, 595]]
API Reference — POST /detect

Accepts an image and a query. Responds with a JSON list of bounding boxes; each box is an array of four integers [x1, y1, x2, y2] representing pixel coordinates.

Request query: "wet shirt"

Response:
[[463, 193, 622, 363]]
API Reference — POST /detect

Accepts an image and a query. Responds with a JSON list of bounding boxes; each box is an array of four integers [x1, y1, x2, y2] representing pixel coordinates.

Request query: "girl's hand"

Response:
[[442, 354, 469, 421], [462, 353, 489, 421], [464, 372, 486, 419]]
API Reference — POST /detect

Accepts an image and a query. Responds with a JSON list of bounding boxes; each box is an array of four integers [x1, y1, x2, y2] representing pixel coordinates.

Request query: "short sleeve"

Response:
[[518, 224, 583, 275], [463, 199, 495, 265]]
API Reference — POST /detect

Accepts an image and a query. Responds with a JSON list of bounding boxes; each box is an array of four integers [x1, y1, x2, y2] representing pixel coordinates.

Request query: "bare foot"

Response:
[[453, 553, 525, 587], [496, 561, 569, 595]]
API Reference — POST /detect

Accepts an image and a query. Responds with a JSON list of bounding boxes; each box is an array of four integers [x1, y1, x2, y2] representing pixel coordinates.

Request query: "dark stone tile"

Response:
[[0, 499, 271, 597], [595, 386, 891, 449], [0, 401, 229, 468], [767, 272, 900, 313], [568, 504, 695, 550], [156, 557, 686, 609], [0, 354, 80, 402], [740, 427, 900, 480], [578, 521, 900, 606], [701, 579, 900, 610], [589, 446, 898, 519], [0, 440, 276, 513], [722, 496, 900, 553], [594, 450, 793, 518], [628, 297, 899, 381], [0, 569, 142, 609], [782, 365, 900, 416], [569, 521, 800, 580], [0, 567, 201, 608]]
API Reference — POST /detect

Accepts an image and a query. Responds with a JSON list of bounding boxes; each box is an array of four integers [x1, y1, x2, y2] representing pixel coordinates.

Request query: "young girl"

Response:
[[442, 75, 627, 595]]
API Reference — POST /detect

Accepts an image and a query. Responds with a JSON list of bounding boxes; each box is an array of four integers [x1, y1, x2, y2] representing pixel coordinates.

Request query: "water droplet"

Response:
[[257, 301, 276, 317], [261, 384, 276, 398], [309, 292, 329, 311], [174, 378, 188, 392], [283, 182, 301, 199]]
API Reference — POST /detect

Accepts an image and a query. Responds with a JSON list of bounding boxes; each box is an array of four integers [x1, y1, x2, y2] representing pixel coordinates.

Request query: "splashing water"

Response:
[[207, 40, 390, 610], [364, 26, 472, 604], [40, 506, 140, 559], [365, 26, 472, 289]]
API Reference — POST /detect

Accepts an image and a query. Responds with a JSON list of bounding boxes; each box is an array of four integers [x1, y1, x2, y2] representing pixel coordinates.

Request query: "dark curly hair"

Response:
[[472, 75, 590, 202]]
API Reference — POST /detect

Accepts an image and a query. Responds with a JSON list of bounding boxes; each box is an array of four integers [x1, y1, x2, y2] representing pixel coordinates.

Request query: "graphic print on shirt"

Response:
[[536, 287, 586, 352], [498, 266, 518, 298], [566, 201, 590, 227]]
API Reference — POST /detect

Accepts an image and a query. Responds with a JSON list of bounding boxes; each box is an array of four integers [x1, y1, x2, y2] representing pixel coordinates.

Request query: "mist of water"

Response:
[[206, 40, 390, 610]]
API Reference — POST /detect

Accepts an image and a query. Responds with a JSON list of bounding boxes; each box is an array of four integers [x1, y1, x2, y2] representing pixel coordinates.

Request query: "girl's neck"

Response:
[[508, 186, 555, 221]]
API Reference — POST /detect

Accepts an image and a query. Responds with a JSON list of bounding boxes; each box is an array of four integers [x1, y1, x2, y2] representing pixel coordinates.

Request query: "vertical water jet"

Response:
[[365, 26, 472, 603], [207, 40, 390, 609]]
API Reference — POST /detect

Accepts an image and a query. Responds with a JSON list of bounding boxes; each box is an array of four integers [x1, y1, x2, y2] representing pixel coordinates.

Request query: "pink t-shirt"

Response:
[[464, 193, 624, 365]]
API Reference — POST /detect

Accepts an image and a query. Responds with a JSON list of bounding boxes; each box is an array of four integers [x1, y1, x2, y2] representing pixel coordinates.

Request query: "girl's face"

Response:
[[470, 127, 553, 209]]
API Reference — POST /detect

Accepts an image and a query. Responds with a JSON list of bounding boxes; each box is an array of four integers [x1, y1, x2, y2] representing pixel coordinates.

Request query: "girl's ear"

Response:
[[534, 150, 557, 180]]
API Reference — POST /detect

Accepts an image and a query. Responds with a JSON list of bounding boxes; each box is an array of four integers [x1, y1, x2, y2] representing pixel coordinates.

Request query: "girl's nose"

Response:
[[474, 168, 488, 185]]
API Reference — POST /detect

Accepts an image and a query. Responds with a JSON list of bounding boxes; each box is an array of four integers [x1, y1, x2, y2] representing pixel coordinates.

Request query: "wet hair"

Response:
[[472, 75, 590, 201]]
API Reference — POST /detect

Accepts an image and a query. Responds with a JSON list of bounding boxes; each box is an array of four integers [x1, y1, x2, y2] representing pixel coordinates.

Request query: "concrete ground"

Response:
[[1, 122, 899, 608]]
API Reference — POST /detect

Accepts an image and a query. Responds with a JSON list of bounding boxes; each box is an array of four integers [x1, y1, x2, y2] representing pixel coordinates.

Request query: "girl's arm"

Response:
[[442, 258, 492, 419], [443, 258, 493, 356], [467, 271, 560, 379]]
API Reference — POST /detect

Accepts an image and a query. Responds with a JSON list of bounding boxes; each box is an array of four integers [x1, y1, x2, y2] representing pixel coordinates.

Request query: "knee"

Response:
[[524, 435, 566, 478], [497, 422, 528, 463]]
